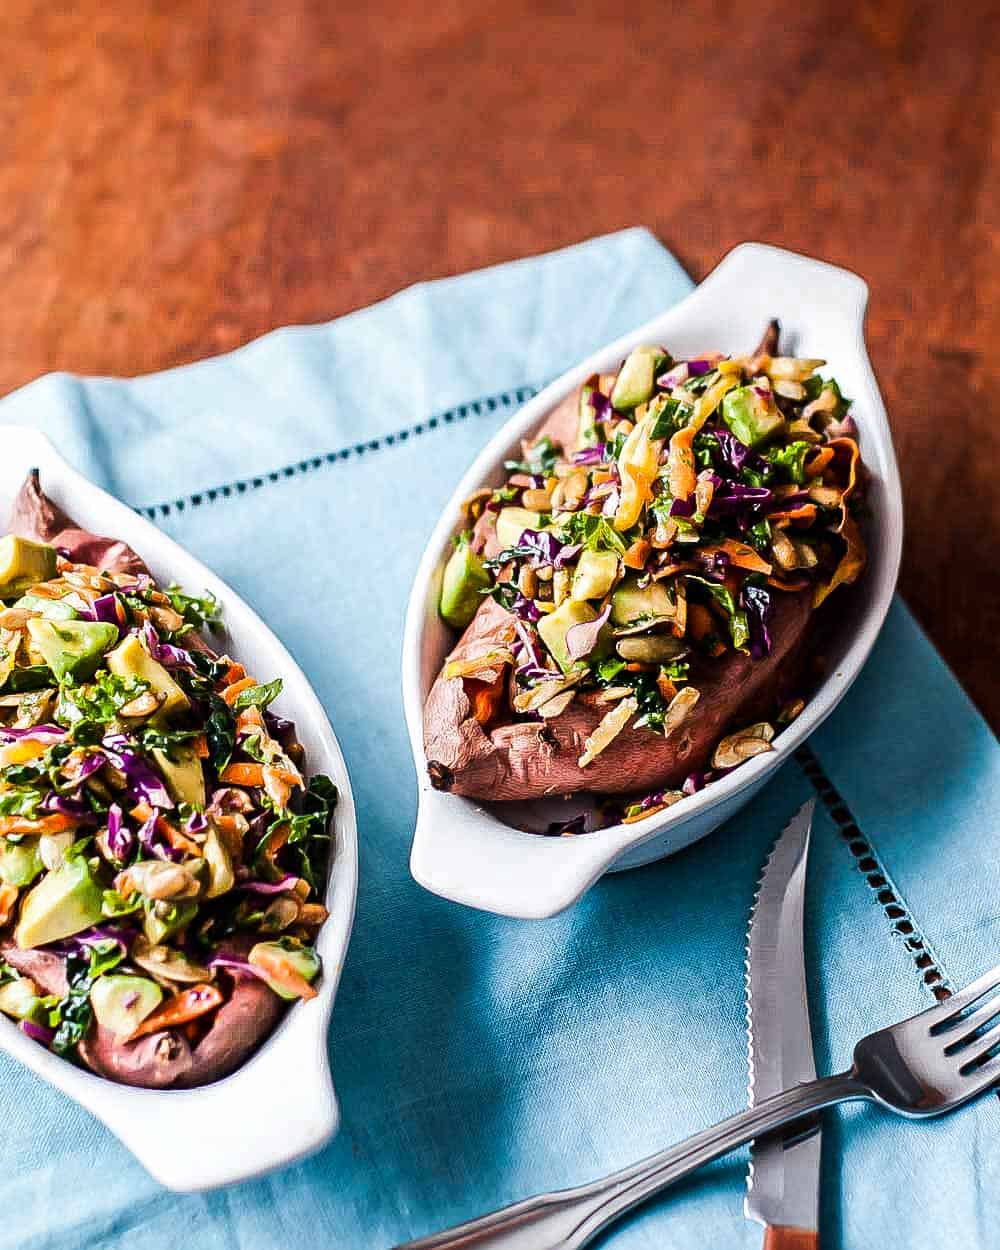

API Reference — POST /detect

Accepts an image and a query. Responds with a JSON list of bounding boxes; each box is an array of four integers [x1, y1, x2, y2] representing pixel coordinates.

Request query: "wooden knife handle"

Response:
[[764, 1228, 819, 1250]]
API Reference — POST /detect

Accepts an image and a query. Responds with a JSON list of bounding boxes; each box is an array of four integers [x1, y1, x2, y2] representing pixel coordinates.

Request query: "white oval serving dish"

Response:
[[402, 242, 903, 920], [0, 425, 359, 1191]]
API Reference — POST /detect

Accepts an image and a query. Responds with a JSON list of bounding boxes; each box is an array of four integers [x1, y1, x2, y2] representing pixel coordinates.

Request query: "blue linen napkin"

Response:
[[1, 228, 997, 1250]]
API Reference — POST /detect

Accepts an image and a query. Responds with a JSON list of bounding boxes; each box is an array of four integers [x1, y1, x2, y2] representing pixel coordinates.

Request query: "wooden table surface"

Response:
[[1, 1, 997, 726]]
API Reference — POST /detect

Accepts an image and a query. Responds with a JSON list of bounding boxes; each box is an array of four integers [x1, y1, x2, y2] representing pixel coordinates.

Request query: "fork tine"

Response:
[[943, 994, 1000, 1052], [927, 964, 1000, 1031], [964, 1049, 1000, 1095], [955, 1020, 1000, 1073]]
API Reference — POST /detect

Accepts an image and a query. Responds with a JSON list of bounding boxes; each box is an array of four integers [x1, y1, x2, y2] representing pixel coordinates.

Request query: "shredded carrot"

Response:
[[235, 706, 265, 734], [828, 437, 861, 530], [624, 661, 655, 673], [667, 425, 697, 501], [191, 734, 209, 759], [769, 503, 819, 526], [0, 884, 18, 926], [222, 677, 257, 706], [249, 947, 318, 1001], [623, 538, 651, 570], [130, 802, 155, 823], [0, 812, 75, 837], [222, 661, 246, 686], [803, 446, 834, 477], [656, 672, 678, 703], [700, 540, 772, 575], [687, 602, 715, 643], [127, 984, 225, 1041], [814, 515, 866, 606], [219, 761, 264, 787], [465, 671, 506, 727], [157, 817, 202, 856]]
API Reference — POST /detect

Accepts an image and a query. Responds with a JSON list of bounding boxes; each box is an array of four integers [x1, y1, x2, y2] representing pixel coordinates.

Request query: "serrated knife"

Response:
[[745, 798, 820, 1250]]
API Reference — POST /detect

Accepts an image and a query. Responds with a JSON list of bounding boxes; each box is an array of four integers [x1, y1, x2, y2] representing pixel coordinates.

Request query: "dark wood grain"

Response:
[[0, 0, 996, 724]]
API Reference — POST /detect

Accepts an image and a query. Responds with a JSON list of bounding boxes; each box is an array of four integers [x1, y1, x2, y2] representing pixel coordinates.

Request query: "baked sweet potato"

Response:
[[424, 328, 865, 810], [0, 474, 332, 1089]]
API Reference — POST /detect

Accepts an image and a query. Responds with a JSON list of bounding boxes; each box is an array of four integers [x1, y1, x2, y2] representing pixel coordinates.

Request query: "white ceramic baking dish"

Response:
[[0, 426, 359, 1191], [402, 243, 902, 920]]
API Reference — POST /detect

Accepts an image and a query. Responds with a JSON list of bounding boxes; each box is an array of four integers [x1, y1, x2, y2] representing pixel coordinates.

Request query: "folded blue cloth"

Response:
[[1, 229, 997, 1250]]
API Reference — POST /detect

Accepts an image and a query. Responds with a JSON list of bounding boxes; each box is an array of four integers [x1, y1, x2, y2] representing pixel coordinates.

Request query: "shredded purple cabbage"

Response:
[[105, 802, 133, 861], [686, 358, 714, 377], [709, 483, 773, 520], [682, 772, 708, 796], [515, 529, 562, 568], [657, 362, 689, 389], [208, 954, 268, 981], [571, 445, 608, 466], [741, 583, 774, 659], [20, 1020, 55, 1046], [506, 592, 542, 623], [670, 496, 696, 518], [589, 389, 612, 420], [41, 792, 95, 822], [142, 621, 195, 669], [712, 430, 765, 479], [0, 725, 66, 743], [235, 875, 299, 896], [136, 809, 183, 862], [87, 593, 125, 631], [102, 735, 175, 810]]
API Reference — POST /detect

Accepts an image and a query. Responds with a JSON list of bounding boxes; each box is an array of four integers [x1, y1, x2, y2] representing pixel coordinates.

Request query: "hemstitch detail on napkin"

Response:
[[136, 383, 540, 519], [795, 744, 955, 1002]]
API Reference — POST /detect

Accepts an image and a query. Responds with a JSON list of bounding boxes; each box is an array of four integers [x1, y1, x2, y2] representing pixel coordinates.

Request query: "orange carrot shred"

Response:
[[219, 761, 264, 787], [127, 984, 225, 1041], [222, 677, 256, 706]]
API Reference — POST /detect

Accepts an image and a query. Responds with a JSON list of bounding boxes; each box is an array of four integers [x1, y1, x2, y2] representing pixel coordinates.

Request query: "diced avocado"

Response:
[[0, 978, 45, 1022], [106, 633, 188, 719], [202, 824, 235, 899], [14, 855, 104, 949], [143, 898, 198, 946], [611, 346, 666, 411], [0, 837, 43, 888], [570, 550, 620, 602], [611, 578, 675, 627], [13, 593, 79, 621], [495, 507, 543, 551], [537, 599, 611, 674], [721, 385, 787, 449], [25, 618, 118, 682], [439, 536, 491, 630], [152, 743, 206, 809], [249, 939, 322, 1001], [0, 536, 57, 599], [90, 974, 162, 1038]]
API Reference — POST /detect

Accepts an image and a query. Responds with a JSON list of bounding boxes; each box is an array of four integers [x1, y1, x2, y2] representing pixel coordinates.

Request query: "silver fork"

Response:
[[394, 964, 1000, 1250]]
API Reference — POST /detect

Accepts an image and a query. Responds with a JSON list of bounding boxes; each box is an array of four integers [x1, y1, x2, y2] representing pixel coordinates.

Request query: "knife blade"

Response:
[[745, 798, 820, 1249]]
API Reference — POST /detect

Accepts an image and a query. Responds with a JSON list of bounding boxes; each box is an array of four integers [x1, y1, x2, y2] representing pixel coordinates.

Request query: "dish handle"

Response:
[[410, 786, 633, 921], [681, 242, 870, 348]]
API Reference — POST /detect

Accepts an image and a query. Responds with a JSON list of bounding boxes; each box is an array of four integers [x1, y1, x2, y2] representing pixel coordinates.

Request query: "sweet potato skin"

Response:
[[424, 591, 811, 800], [423, 391, 815, 802], [8, 469, 147, 576]]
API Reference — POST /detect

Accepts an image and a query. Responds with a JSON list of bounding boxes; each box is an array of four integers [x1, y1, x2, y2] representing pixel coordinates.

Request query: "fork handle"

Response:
[[393, 1072, 867, 1250]]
